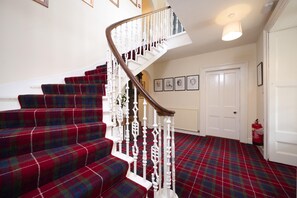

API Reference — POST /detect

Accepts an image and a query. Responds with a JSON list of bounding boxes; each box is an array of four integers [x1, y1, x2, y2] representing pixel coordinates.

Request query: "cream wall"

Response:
[[0, 0, 140, 110], [0, 0, 140, 84], [146, 43, 257, 141]]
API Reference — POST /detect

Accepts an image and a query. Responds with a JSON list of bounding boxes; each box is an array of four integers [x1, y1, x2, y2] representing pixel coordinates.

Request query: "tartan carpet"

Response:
[[133, 132, 296, 198], [0, 64, 147, 197]]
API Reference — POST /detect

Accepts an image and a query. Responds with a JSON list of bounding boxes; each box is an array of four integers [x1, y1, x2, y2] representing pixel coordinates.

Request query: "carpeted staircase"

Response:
[[0, 64, 147, 197]]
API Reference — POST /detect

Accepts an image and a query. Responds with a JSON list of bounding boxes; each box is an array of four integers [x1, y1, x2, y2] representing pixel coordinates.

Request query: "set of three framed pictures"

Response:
[[154, 75, 199, 92]]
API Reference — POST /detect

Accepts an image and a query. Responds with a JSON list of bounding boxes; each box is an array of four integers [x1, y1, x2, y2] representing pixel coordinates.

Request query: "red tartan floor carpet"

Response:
[[133, 132, 296, 198]]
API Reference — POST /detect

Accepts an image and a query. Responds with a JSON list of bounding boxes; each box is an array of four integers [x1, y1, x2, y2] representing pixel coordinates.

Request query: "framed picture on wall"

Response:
[[82, 0, 94, 7], [257, 62, 263, 86], [154, 79, 163, 92], [110, 0, 119, 7], [33, 0, 49, 8], [164, 78, 174, 91], [174, 76, 185, 91], [187, 75, 199, 90]]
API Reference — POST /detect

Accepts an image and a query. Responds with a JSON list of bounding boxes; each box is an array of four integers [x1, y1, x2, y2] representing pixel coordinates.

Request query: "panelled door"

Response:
[[269, 27, 297, 166], [206, 69, 240, 140]]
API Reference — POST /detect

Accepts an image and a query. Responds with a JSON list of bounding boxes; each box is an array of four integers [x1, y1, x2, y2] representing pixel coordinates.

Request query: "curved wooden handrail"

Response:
[[106, 6, 175, 117]]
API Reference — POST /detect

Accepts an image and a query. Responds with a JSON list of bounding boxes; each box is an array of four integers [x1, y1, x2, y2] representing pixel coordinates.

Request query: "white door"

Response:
[[206, 69, 240, 140], [268, 27, 297, 166]]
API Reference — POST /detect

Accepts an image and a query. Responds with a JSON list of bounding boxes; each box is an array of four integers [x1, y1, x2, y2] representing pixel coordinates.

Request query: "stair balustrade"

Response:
[[106, 6, 183, 198]]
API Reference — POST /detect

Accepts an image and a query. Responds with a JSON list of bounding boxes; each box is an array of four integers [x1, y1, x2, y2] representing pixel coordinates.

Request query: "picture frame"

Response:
[[257, 62, 263, 86], [154, 79, 163, 92], [164, 78, 174, 91], [33, 0, 48, 8], [130, 0, 137, 7], [187, 75, 199, 90], [174, 76, 185, 91], [109, 0, 119, 7]]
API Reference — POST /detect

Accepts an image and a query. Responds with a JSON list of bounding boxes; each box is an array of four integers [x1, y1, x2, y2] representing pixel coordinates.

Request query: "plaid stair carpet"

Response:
[[0, 64, 147, 197]]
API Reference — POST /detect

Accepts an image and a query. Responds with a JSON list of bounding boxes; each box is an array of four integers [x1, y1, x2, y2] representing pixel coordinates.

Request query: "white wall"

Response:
[[146, 43, 257, 141], [0, 0, 141, 110]]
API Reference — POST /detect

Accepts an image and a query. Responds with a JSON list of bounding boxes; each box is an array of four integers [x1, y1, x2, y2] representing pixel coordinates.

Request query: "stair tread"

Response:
[[0, 122, 106, 159], [18, 94, 103, 109], [0, 108, 103, 129], [41, 84, 106, 95], [1, 107, 102, 113], [64, 74, 107, 84], [20, 155, 129, 198], [0, 138, 114, 197], [101, 178, 147, 198]]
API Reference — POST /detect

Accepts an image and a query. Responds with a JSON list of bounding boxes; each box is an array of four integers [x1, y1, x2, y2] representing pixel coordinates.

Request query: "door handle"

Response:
[[233, 111, 237, 114]]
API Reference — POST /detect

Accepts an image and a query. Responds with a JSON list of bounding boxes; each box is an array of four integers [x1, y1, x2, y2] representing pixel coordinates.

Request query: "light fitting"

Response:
[[222, 21, 242, 41]]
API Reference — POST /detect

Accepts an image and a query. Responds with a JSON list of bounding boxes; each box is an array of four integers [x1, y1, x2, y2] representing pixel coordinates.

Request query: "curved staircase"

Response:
[[0, 64, 147, 197], [0, 6, 185, 197]]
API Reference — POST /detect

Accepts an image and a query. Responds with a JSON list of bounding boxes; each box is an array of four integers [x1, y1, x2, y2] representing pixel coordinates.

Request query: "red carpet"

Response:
[[132, 132, 296, 197], [0, 65, 147, 197]]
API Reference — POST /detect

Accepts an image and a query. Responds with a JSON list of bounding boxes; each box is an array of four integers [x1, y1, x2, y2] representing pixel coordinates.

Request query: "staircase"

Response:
[[0, 64, 149, 197], [0, 6, 185, 198]]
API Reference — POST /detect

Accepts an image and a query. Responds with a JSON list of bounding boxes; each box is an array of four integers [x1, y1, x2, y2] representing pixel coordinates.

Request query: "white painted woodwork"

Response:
[[268, 27, 297, 166], [200, 63, 248, 143], [205, 69, 240, 140], [107, 8, 179, 197]]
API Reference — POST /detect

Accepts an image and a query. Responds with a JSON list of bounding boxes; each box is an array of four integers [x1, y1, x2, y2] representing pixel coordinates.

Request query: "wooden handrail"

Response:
[[106, 6, 175, 117]]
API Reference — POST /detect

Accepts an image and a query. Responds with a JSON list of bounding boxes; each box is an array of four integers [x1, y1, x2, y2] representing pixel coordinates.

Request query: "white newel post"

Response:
[[155, 116, 178, 198]]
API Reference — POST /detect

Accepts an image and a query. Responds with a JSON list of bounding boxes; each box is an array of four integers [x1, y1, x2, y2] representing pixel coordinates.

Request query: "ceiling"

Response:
[[159, 0, 278, 61]]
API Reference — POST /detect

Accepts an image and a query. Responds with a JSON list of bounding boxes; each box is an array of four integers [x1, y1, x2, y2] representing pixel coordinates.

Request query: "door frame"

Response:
[[200, 62, 248, 143]]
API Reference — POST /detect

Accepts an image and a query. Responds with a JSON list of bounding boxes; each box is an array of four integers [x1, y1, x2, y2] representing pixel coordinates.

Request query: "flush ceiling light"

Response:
[[222, 21, 242, 41]]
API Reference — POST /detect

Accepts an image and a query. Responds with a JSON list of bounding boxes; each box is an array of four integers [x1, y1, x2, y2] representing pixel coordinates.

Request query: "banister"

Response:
[[106, 6, 175, 117]]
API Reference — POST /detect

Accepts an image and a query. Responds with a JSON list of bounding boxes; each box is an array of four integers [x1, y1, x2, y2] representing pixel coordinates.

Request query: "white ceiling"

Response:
[[160, 0, 278, 61]]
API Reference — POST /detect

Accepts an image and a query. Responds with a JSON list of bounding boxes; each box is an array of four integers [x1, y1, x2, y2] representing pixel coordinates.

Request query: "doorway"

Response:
[[205, 69, 240, 140], [200, 63, 248, 143]]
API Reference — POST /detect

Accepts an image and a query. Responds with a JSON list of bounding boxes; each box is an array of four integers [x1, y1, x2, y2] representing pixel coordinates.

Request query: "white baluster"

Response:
[[106, 49, 112, 113], [151, 110, 160, 196], [142, 16, 147, 52], [132, 86, 139, 174], [117, 65, 123, 153], [112, 55, 117, 138], [163, 116, 172, 197], [169, 9, 173, 37], [171, 116, 176, 193], [151, 13, 155, 48], [158, 114, 162, 191], [142, 99, 147, 180], [125, 82, 130, 156]]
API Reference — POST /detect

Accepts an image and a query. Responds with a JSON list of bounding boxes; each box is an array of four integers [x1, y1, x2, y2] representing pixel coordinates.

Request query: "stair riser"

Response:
[[65, 75, 107, 84], [18, 95, 103, 109], [42, 84, 106, 95], [0, 109, 102, 129], [0, 139, 113, 197], [0, 123, 106, 159]]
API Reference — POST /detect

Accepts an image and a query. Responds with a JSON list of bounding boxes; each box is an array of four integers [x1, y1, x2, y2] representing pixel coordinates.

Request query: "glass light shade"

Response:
[[222, 21, 242, 41]]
